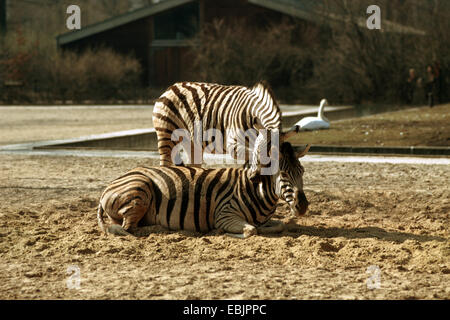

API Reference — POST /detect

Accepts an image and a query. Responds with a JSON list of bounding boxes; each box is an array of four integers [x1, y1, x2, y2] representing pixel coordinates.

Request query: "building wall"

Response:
[[148, 1, 199, 87], [150, 46, 194, 86]]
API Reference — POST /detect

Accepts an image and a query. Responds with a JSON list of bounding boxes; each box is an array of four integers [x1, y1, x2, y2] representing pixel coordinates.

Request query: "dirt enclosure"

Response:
[[0, 153, 448, 300]]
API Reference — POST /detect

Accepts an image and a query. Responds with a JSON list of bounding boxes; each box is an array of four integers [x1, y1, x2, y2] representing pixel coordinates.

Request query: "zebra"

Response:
[[152, 81, 298, 178], [97, 142, 310, 238]]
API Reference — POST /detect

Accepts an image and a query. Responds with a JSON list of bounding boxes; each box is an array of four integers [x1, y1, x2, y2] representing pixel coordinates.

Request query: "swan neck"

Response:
[[318, 102, 325, 119]]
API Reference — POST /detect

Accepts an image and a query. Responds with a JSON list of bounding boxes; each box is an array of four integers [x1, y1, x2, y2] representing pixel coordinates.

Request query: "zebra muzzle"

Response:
[[294, 192, 309, 216]]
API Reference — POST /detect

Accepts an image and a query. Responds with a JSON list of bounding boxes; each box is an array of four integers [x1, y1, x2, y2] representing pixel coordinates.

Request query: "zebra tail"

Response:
[[97, 203, 108, 234]]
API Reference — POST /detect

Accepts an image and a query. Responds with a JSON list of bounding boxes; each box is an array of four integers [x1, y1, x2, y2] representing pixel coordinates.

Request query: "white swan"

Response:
[[295, 99, 330, 131]]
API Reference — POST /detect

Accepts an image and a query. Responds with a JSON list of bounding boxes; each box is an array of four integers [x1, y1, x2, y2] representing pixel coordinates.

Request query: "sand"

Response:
[[0, 154, 448, 299]]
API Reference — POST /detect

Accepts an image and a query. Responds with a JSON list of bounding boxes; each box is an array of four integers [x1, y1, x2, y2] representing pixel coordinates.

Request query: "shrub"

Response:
[[190, 18, 320, 103], [0, 29, 143, 104]]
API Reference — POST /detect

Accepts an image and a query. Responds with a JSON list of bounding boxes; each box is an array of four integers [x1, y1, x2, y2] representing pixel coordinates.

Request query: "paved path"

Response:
[[0, 148, 448, 165], [0, 104, 353, 146], [0, 105, 154, 146], [0, 104, 325, 111]]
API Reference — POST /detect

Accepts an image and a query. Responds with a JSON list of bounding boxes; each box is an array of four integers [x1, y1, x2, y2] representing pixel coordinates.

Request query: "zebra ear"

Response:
[[281, 125, 300, 141], [269, 144, 280, 159], [296, 144, 311, 158]]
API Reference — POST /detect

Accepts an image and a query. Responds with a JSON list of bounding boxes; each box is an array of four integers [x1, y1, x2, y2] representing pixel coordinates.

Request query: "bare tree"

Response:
[[309, 0, 449, 104]]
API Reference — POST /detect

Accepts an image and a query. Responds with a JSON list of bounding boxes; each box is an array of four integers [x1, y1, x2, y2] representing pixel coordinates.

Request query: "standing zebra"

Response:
[[153, 81, 297, 177], [97, 142, 310, 238]]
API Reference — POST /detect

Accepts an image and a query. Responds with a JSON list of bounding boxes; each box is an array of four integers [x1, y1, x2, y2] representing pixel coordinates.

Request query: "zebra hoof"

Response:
[[225, 233, 247, 239], [107, 225, 135, 237], [257, 220, 285, 234], [243, 225, 257, 238], [224, 225, 257, 239]]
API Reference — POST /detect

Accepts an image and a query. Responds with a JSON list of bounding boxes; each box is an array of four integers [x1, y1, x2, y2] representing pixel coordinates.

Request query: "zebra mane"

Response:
[[280, 142, 299, 167], [251, 81, 277, 103]]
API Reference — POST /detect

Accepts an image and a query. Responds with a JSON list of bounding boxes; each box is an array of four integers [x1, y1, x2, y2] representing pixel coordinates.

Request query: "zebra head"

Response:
[[275, 142, 310, 216], [247, 128, 309, 216]]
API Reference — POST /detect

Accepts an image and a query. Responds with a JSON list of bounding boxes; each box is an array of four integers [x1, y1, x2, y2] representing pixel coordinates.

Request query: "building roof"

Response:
[[250, 0, 425, 35], [248, 0, 321, 23], [57, 0, 425, 46], [57, 0, 196, 46]]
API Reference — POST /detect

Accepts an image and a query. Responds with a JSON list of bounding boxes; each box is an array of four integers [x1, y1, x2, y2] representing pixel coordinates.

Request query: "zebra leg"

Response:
[[97, 203, 133, 236], [155, 128, 175, 167], [215, 211, 257, 238], [224, 224, 257, 239], [226, 137, 247, 168], [120, 200, 148, 233], [246, 131, 268, 179], [106, 225, 135, 237], [101, 200, 148, 237], [257, 219, 285, 234], [188, 140, 203, 168]]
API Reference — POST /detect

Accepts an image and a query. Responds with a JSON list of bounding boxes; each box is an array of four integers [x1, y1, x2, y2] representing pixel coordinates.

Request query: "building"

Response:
[[56, 0, 424, 87], [57, 0, 334, 87]]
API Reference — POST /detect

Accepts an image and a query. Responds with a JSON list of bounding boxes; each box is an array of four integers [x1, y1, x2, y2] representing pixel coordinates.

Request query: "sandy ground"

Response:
[[0, 154, 448, 300]]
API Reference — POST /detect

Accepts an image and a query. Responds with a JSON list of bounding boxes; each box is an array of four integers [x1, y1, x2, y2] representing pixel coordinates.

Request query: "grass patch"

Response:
[[287, 104, 450, 147]]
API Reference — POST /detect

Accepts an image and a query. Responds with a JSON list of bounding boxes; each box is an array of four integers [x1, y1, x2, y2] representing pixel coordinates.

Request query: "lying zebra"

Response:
[[97, 142, 310, 238]]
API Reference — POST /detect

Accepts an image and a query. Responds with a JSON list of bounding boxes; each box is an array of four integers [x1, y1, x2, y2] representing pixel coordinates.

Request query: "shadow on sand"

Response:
[[128, 223, 447, 243], [283, 224, 447, 243]]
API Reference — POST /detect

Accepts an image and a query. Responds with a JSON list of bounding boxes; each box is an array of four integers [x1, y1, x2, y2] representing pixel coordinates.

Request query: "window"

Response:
[[154, 2, 199, 40]]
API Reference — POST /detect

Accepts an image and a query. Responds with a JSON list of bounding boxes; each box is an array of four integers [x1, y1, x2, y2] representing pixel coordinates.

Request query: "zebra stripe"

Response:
[[153, 81, 282, 167], [97, 143, 308, 237], [98, 166, 267, 235]]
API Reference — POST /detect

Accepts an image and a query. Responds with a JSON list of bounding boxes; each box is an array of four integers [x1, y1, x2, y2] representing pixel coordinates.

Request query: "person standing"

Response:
[[425, 65, 436, 107], [433, 61, 443, 104], [405, 68, 418, 105]]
